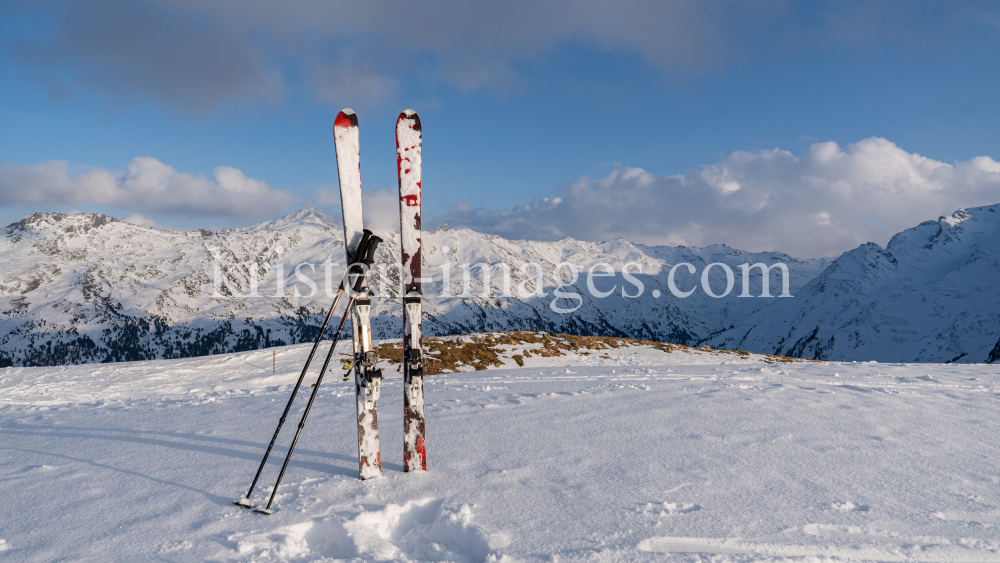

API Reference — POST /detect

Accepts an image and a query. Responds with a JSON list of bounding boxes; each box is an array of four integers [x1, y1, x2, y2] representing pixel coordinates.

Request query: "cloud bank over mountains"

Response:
[[441, 138, 1000, 257], [0, 156, 294, 221], [3, 138, 1000, 257]]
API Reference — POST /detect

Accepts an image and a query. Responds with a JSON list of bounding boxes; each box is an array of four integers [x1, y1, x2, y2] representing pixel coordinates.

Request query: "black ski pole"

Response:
[[255, 235, 382, 514], [234, 230, 373, 508]]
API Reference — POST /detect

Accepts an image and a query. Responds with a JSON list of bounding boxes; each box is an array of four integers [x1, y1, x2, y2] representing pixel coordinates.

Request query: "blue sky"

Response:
[[2, 1, 1000, 257]]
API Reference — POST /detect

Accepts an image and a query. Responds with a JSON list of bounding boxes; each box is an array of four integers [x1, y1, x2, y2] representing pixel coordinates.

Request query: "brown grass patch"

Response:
[[366, 330, 814, 375]]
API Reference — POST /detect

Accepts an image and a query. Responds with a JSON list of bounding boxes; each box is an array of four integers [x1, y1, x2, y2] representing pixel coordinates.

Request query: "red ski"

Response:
[[397, 109, 426, 472]]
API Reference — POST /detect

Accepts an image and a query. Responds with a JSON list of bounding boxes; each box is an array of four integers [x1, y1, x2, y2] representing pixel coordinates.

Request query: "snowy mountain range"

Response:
[[707, 204, 1000, 363], [3, 204, 999, 366], [0, 209, 825, 367]]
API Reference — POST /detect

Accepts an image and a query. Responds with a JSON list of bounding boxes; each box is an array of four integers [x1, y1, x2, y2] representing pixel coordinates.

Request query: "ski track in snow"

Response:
[[2, 344, 1000, 562]]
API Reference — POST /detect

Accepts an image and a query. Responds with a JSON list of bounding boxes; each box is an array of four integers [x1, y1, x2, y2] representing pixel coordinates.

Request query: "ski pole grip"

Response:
[[340, 230, 373, 291], [351, 230, 373, 265], [349, 236, 382, 292], [350, 236, 382, 292], [362, 235, 383, 266]]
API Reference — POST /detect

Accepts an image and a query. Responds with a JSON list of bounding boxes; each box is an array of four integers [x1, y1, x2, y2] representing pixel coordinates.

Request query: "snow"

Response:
[[15, 202, 1000, 366], [2, 343, 1000, 561], [711, 203, 1000, 362], [0, 209, 832, 367]]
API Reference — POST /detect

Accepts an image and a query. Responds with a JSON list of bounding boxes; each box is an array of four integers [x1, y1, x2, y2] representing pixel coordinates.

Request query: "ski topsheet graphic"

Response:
[[335, 108, 383, 480], [397, 109, 427, 472]]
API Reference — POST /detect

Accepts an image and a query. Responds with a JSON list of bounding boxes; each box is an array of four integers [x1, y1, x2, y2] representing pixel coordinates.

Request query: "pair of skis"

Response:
[[337, 108, 427, 479], [233, 109, 425, 514], [233, 230, 382, 513]]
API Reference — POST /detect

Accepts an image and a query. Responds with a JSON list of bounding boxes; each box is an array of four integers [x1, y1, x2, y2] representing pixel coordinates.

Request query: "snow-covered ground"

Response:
[[2, 342, 1000, 562]]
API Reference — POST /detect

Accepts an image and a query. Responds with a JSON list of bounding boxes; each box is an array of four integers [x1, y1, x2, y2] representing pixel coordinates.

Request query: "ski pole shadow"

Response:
[[9, 446, 236, 506], [0, 423, 358, 480], [0, 421, 355, 463]]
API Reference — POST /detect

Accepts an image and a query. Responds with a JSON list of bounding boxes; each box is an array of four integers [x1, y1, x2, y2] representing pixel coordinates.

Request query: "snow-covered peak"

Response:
[[236, 208, 342, 233], [8, 203, 1000, 366], [0, 208, 830, 367], [708, 203, 1000, 363]]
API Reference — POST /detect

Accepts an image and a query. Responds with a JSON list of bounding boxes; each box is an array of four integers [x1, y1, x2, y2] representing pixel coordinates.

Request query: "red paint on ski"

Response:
[[398, 109, 426, 472]]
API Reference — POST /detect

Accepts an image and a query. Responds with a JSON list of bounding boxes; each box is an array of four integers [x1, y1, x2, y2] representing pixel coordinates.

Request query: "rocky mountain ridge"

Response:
[[0, 209, 828, 366], [707, 204, 1000, 363], [9, 204, 999, 366]]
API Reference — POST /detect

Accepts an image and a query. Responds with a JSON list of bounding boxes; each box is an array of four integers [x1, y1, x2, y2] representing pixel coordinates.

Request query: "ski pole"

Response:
[[234, 230, 374, 508], [254, 235, 382, 514], [254, 293, 358, 514]]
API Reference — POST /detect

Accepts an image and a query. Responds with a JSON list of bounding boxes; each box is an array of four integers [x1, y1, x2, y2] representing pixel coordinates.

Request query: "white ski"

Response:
[[334, 108, 382, 480], [397, 109, 426, 472]]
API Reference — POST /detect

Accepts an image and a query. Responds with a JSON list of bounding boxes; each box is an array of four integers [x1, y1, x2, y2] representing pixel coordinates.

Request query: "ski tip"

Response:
[[335, 110, 358, 130], [397, 110, 421, 131], [253, 507, 274, 515]]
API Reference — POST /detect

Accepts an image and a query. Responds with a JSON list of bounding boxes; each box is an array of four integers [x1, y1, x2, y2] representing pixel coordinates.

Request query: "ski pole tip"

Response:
[[253, 507, 274, 515], [233, 497, 253, 509]]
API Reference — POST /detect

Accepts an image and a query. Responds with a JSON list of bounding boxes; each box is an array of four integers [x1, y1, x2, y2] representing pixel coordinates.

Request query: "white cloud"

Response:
[[438, 138, 1000, 258], [311, 186, 402, 238], [0, 156, 296, 220], [360, 189, 405, 237], [313, 185, 341, 208]]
